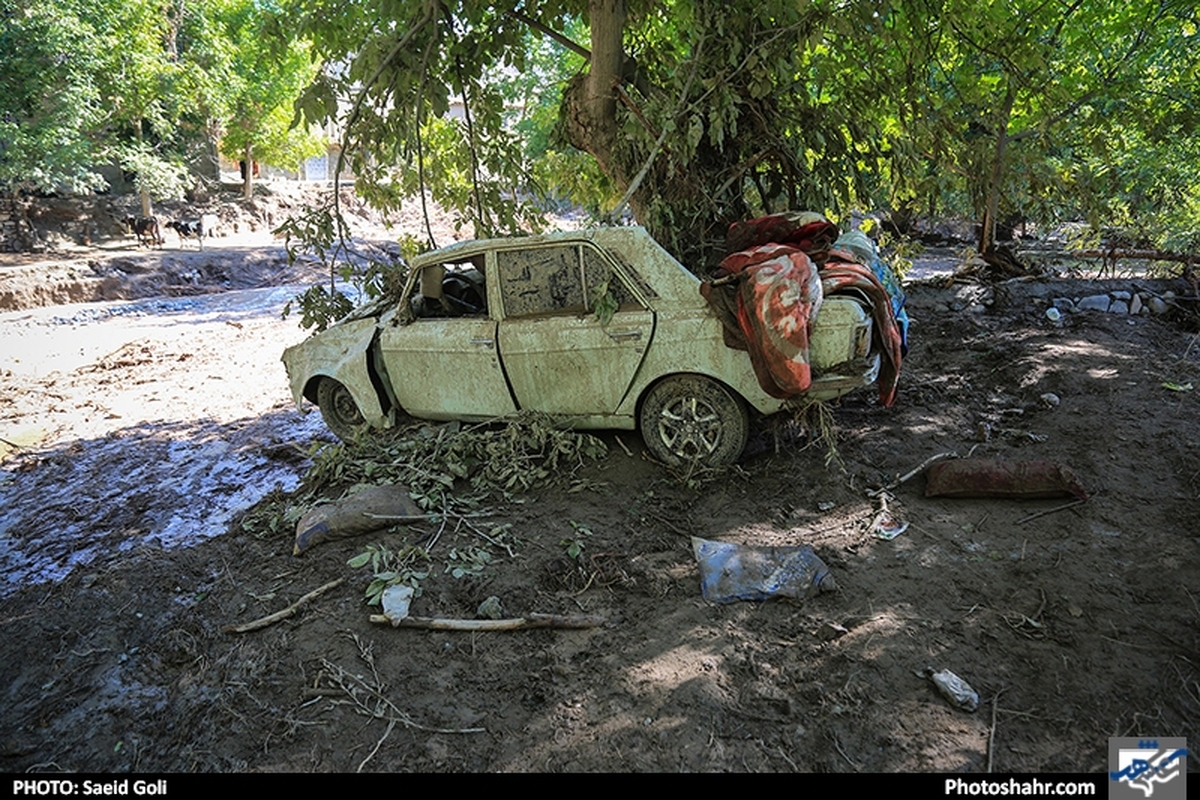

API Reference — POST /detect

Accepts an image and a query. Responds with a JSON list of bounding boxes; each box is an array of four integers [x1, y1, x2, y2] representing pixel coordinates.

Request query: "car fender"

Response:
[[281, 317, 389, 427], [616, 309, 786, 418]]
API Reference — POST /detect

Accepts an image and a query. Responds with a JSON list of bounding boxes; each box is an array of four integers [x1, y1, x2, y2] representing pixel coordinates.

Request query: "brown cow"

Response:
[[124, 215, 163, 248]]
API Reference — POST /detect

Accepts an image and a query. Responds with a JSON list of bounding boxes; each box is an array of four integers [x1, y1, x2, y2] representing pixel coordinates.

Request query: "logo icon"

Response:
[[1108, 737, 1187, 800]]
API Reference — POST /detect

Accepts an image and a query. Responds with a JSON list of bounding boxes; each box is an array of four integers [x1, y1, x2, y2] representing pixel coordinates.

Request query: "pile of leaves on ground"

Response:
[[241, 412, 608, 540], [236, 413, 610, 612]]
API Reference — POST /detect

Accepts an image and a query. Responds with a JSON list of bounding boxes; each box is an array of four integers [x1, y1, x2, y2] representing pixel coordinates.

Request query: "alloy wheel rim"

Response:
[[657, 396, 721, 458]]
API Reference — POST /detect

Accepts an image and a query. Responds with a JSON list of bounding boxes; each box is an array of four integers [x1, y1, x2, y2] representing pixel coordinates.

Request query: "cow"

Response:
[[166, 213, 220, 250], [124, 215, 163, 248]]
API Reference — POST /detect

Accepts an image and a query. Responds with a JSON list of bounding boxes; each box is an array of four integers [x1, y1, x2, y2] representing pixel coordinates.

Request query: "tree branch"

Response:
[[506, 9, 591, 60]]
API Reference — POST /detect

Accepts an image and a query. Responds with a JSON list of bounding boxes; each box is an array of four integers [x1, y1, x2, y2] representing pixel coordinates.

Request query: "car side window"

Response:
[[407, 256, 488, 319], [582, 246, 640, 309], [496, 246, 585, 317], [496, 244, 647, 319]]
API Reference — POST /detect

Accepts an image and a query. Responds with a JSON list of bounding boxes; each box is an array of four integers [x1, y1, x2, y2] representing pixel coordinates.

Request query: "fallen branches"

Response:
[[1015, 498, 1088, 525], [223, 578, 344, 633], [314, 642, 486, 736], [1072, 249, 1198, 266], [369, 612, 606, 631], [988, 688, 1006, 773]]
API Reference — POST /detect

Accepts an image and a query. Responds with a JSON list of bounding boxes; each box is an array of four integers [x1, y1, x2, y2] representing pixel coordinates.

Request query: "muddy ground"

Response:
[[1, 189, 1197, 773]]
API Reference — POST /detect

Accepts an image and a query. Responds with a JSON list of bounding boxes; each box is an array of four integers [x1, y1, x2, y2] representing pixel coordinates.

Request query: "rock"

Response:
[[1130, 294, 1143, 315], [477, 596, 504, 620], [1111, 290, 1131, 301], [1148, 297, 1170, 315], [1111, 300, 1129, 314], [815, 622, 849, 641], [1040, 392, 1061, 408], [1077, 294, 1111, 312], [1053, 297, 1076, 312]]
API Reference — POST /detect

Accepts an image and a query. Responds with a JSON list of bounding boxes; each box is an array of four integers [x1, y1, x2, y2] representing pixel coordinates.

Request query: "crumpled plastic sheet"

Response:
[[691, 536, 838, 604]]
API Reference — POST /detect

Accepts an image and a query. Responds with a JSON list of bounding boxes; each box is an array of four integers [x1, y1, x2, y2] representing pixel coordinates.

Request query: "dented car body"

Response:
[[282, 227, 882, 467]]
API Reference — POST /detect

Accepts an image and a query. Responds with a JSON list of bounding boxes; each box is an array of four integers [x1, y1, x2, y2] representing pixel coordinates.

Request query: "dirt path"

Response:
[[1, 209, 1197, 773]]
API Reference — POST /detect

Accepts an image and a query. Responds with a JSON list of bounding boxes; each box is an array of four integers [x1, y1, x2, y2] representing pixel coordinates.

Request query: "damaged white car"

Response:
[[282, 227, 887, 467]]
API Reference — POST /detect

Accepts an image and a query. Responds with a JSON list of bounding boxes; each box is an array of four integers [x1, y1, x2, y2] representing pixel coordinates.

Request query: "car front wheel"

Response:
[[639, 376, 749, 468], [316, 377, 367, 442]]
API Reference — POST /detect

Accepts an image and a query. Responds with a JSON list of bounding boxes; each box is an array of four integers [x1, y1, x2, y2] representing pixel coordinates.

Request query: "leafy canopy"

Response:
[[287, 0, 1198, 266]]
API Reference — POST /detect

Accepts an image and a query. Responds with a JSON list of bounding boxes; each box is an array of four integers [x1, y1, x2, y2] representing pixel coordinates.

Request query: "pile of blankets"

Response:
[[700, 211, 907, 405]]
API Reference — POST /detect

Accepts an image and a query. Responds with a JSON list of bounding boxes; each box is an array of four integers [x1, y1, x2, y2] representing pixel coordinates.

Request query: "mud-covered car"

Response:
[[282, 227, 884, 467]]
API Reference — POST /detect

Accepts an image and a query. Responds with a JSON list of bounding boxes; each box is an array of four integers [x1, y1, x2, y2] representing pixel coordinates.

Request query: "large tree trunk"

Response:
[[561, 0, 730, 267], [558, 1, 763, 269], [243, 143, 254, 201], [978, 83, 1015, 255], [208, 121, 222, 187], [561, 0, 630, 197], [134, 121, 153, 218]]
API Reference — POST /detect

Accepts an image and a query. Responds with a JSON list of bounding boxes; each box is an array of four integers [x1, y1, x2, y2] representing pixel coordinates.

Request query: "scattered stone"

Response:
[[1148, 297, 1170, 315], [1111, 300, 1129, 314], [1077, 294, 1111, 312], [815, 622, 850, 642], [1040, 393, 1061, 408], [477, 596, 504, 620], [1053, 297, 1076, 312], [1130, 294, 1143, 315], [1111, 290, 1131, 301]]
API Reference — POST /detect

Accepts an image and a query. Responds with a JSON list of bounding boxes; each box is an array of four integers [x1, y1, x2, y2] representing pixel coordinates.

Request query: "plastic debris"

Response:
[[869, 491, 909, 540], [380, 584, 414, 622], [691, 537, 837, 604], [925, 666, 980, 712]]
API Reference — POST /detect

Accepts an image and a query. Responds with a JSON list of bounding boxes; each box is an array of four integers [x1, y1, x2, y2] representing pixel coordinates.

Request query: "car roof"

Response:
[[409, 226, 658, 268]]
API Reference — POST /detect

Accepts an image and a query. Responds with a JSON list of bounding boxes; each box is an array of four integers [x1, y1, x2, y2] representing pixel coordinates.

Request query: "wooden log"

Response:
[[369, 612, 606, 631], [223, 578, 344, 633]]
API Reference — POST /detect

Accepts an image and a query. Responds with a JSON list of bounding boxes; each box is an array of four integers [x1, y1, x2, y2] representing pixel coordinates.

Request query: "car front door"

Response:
[[495, 243, 653, 417], [378, 264, 517, 421]]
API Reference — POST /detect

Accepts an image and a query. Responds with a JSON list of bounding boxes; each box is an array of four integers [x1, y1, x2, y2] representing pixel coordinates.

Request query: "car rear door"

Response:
[[495, 243, 654, 417]]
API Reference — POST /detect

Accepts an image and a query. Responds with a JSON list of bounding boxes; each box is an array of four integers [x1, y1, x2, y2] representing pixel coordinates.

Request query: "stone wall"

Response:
[[1050, 288, 1180, 318], [0, 196, 41, 252]]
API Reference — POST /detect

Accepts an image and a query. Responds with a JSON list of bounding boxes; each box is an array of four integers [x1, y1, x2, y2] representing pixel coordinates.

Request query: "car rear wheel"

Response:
[[639, 376, 749, 468], [316, 377, 366, 442]]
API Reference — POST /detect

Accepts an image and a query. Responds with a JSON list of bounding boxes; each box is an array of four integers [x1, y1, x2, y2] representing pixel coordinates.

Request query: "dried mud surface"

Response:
[[1, 196, 1197, 773]]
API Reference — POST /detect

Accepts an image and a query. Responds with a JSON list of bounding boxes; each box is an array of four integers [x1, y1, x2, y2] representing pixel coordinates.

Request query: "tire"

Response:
[[639, 376, 749, 468], [316, 377, 367, 442]]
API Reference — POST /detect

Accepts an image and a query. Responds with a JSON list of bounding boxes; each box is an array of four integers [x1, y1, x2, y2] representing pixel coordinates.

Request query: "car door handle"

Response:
[[607, 330, 642, 341], [470, 338, 495, 348]]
